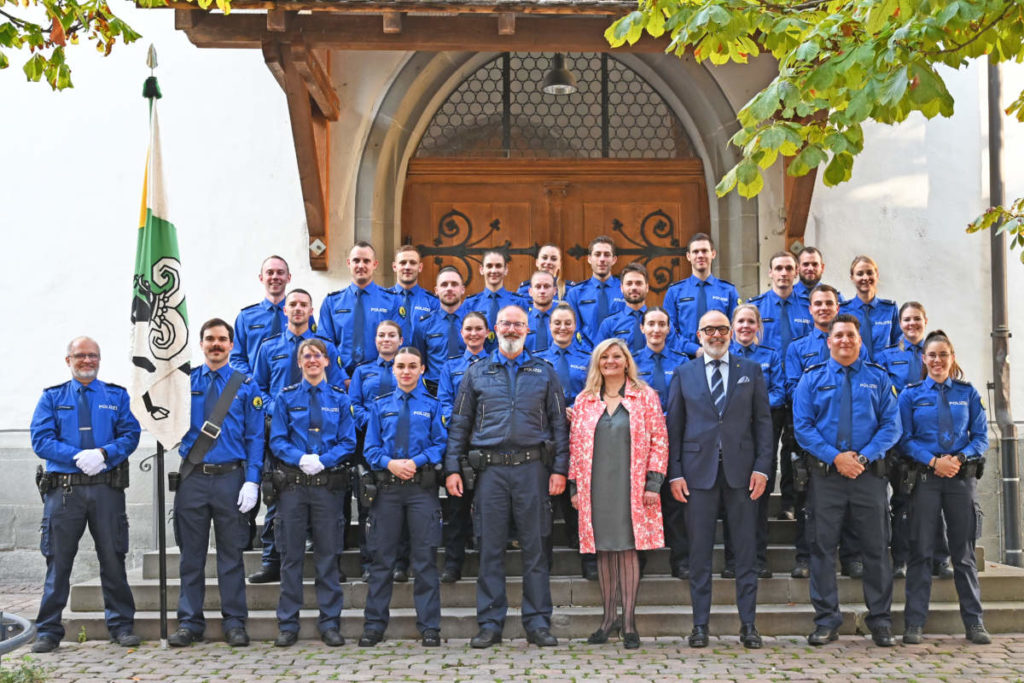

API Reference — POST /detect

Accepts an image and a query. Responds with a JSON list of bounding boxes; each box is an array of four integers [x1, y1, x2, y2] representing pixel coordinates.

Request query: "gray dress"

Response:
[[590, 404, 635, 551]]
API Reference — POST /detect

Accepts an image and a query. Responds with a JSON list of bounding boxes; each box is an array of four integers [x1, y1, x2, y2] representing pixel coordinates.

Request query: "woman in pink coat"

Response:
[[569, 337, 669, 648]]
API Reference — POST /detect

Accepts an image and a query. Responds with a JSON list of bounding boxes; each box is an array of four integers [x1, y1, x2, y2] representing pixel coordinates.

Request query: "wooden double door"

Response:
[[402, 158, 710, 301]]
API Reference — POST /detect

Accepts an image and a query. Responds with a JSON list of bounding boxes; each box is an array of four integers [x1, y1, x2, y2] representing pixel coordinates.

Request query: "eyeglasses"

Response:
[[300, 353, 326, 361], [70, 353, 100, 361], [925, 352, 951, 360], [699, 325, 731, 337], [496, 321, 528, 330]]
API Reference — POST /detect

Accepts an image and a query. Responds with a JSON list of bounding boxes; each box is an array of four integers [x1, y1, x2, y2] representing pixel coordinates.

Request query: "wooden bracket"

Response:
[[267, 9, 291, 32], [173, 8, 200, 31], [783, 156, 817, 251], [498, 13, 516, 36], [382, 11, 403, 34]]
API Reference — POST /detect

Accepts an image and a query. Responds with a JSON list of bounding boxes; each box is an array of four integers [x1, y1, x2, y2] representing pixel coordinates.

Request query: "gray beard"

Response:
[[498, 336, 525, 355]]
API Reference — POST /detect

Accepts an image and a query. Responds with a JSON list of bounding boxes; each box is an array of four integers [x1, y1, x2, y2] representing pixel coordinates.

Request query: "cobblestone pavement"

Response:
[[4, 584, 1023, 681]]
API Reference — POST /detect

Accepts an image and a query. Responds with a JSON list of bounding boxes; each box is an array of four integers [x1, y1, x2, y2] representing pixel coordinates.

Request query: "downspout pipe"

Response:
[[987, 62, 1021, 567]]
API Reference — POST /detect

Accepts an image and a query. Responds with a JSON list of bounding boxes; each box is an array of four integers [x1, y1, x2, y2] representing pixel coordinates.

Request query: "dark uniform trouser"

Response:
[[174, 468, 249, 635], [904, 475, 983, 628], [276, 483, 344, 634], [807, 470, 892, 631], [443, 486, 475, 571], [474, 460, 553, 633], [364, 484, 442, 634], [889, 459, 950, 567], [37, 483, 134, 641], [687, 462, 759, 625]]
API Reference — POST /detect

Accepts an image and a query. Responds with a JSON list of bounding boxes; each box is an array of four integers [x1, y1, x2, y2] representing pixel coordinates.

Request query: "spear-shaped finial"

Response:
[[143, 43, 162, 100]]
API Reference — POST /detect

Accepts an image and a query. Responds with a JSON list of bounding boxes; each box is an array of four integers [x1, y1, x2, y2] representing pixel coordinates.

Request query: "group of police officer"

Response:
[[30, 233, 991, 651]]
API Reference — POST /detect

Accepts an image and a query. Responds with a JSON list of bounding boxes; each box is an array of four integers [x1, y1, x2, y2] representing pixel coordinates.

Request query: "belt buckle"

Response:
[[201, 421, 221, 439], [200, 463, 218, 475]]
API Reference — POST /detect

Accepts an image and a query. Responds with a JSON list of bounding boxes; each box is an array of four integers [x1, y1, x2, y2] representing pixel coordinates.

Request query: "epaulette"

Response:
[[329, 384, 347, 394], [804, 362, 826, 373], [758, 344, 777, 353], [381, 288, 399, 297], [791, 333, 811, 344], [422, 290, 438, 300], [881, 343, 900, 351], [877, 297, 896, 306], [417, 310, 434, 323], [104, 381, 127, 390], [952, 378, 971, 387], [866, 361, 887, 372], [281, 384, 301, 393], [44, 382, 68, 391], [518, 280, 530, 289], [257, 332, 285, 348], [564, 279, 578, 288], [372, 392, 392, 402], [718, 278, 736, 288], [326, 289, 343, 297], [667, 349, 687, 359], [240, 302, 261, 311], [904, 380, 924, 389], [666, 277, 689, 287], [745, 292, 767, 303], [314, 334, 334, 344], [242, 376, 253, 384]]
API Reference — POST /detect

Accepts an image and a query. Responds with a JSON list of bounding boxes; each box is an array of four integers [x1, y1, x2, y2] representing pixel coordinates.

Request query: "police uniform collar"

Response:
[[691, 273, 719, 286], [587, 274, 616, 287], [464, 348, 486, 361], [262, 297, 284, 311], [828, 357, 862, 374], [204, 363, 231, 380], [286, 328, 308, 342], [732, 341, 757, 354], [393, 384, 423, 400], [491, 348, 530, 365], [70, 377, 98, 392], [923, 376, 953, 391], [376, 356, 395, 367], [768, 288, 797, 304], [302, 378, 326, 393], [348, 281, 379, 296]]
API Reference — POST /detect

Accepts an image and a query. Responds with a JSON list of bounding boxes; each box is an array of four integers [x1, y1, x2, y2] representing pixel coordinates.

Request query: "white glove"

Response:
[[299, 454, 325, 476], [74, 449, 106, 477], [237, 481, 259, 514]]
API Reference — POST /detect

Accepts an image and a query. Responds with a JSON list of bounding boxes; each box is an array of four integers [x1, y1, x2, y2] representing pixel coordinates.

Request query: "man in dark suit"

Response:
[[667, 310, 773, 649]]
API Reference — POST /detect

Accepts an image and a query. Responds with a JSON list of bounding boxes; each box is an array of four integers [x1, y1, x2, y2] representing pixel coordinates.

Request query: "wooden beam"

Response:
[[261, 39, 286, 92], [497, 13, 515, 35], [382, 11, 403, 34], [280, 39, 332, 270], [179, 13, 670, 52], [290, 43, 340, 122], [783, 156, 817, 251], [266, 8, 290, 32], [173, 8, 200, 30], [164, 1, 633, 16]]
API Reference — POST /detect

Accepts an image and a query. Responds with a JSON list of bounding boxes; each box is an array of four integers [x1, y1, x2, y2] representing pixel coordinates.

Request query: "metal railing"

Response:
[[0, 610, 36, 661]]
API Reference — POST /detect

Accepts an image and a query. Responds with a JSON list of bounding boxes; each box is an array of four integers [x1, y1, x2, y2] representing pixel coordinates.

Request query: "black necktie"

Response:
[[937, 383, 955, 452], [446, 313, 461, 359], [710, 359, 725, 415], [204, 370, 220, 421], [395, 393, 411, 459], [77, 385, 95, 449], [353, 289, 366, 365], [837, 367, 853, 451], [308, 385, 323, 453], [377, 360, 395, 398]]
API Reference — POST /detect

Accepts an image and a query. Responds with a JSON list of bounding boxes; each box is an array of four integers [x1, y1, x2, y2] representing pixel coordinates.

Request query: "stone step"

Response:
[[60, 599, 1024, 642], [71, 563, 1023, 613]]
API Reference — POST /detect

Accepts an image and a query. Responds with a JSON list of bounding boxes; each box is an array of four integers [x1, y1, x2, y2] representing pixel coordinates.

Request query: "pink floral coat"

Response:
[[568, 383, 669, 554]]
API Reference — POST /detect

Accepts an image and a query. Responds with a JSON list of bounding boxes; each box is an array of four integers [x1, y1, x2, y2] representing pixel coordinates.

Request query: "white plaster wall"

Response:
[[1001, 63, 1024, 415]]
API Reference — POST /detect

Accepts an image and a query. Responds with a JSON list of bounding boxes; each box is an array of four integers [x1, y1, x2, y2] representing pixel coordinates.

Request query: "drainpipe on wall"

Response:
[[986, 61, 1021, 567]]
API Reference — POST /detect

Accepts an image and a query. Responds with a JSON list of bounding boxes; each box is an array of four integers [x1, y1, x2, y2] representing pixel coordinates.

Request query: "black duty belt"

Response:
[[194, 461, 243, 476], [276, 463, 348, 488], [375, 469, 430, 487], [480, 447, 543, 467], [52, 470, 117, 487]]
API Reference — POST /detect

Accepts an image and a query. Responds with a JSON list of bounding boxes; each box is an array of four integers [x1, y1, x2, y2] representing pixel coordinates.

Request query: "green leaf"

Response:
[[647, 10, 665, 39], [879, 66, 909, 106], [23, 53, 45, 82], [823, 153, 853, 186], [737, 168, 764, 198], [794, 41, 820, 62], [715, 164, 739, 197], [736, 159, 759, 185], [789, 144, 827, 176]]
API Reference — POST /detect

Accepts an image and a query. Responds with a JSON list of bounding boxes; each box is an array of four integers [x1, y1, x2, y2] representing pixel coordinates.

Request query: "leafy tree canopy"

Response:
[[608, 0, 1024, 259]]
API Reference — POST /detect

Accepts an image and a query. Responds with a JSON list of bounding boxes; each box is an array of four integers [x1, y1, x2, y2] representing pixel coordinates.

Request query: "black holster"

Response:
[[460, 454, 478, 491], [36, 465, 54, 501], [792, 452, 810, 493], [357, 465, 377, 507], [898, 460, 919, 496], [540, 439, 555, 471], [108, 461, 130, 490]]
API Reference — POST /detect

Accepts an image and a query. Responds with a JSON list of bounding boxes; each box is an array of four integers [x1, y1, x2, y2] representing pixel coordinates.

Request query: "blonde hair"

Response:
[[580, 338, 647, 399], [731, 303, 763, 345]]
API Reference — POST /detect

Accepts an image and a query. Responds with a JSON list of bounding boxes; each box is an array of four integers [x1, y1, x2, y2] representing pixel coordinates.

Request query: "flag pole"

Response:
[[143, 43, 169, 649]]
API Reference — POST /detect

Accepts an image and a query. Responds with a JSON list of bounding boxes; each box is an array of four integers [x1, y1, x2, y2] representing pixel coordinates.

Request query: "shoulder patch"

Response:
[[252, 396, 264, 410], [310, 321, 318, 333]]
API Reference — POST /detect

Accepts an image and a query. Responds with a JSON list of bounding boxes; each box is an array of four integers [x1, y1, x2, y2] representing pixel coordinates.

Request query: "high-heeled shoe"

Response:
[[623, 631, 641, 649], [587, 618, 622, 644]]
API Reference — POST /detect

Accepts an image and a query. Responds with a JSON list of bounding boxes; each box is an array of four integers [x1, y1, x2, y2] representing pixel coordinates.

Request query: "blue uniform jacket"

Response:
[[634, 346, 689, 410], [730, 341, 786, 408], [390, 283, 438, 340], [269, 380, 356, 469], [792, 358, 901, 465], [411, 304, 471, 384], [536, 343, 591, 406], [838, 296, 899, 360], [784, 328, 868, 400], [877, 337, 925, 393], [252, 330, 348, 411], [180, 365, 265, 483], [897, 378, 988, 466], [463, 287, 529, 329], [437, 350, 488, 422], [31, 378, 141, 474], [318, 282, 401, 373], [348, 357, 396, 430], [231, 298, 317, 376], [364, 386, 447, 470], [746, 289, 813, 360], [524, 305, 555, 353], [565, 275, 624, 340], [445, 349, 570, 475], [662, 274, 739, 356], [595, 306, 647, 352]]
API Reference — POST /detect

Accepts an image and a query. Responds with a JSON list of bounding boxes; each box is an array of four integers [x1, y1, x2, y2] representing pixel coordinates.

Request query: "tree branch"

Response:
[[915, 0, 1015, 55]]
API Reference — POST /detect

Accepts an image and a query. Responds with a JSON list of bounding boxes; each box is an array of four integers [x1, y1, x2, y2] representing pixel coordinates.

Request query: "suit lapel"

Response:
[[689, 358, 715, 408], [721, 357, 742, 414]]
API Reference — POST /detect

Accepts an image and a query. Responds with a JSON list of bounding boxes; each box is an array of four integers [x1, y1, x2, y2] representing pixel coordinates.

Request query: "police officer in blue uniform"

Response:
[[232, 255, 308, 375], [897, 331, 991, 645], [437, 312, 489, 583], [838, 255, 899, 361], [269, 337, 356, 647], [445, 305, 570, 648], [412, 266, 470, 395], [792, 246, 845, 307], [662, 232, 739, 357], [565, 235, 623, 342], [536, 303, 590, 409], [319, 241, 401, 376], [359, 347, 447, 647], [594, 263, 650, 353], [169, 319, 264, 648], [249, 289, 347, 585], [463, 250, 529, 329], [516, 243, 575, 301], [525, 271, 558, 353], [390, 245, 438, 340], [30, 336, 142, 653], [793, 313, 901, 647]]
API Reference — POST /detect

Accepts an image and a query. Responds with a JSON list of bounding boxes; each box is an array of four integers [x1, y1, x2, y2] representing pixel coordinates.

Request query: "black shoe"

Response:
[[623, 631, 641, 649], [720, 567, 736, 579], [841, 561, 864, 578], [392, 567, 409, 583], [247, 566, 280, 584], [671, 565, 690, 580], [321, 629, 345, 647], [807, 626, 839, 646], [582, 564, 599, 581], [526, 628, 558, 647], [903, 625, 924, 644], [587, 618, 622, 645], [358, 630, 383, 647], [871, 626, 895, 647], [791, 563, 810, 579], [966, 624, 992, 644], [31, 636, 59, 653], [893, 564, 907, 579], [422, 629, 441, 647], [111, 630, 142, 647], [934, 560, 954, 579], [757, 566, 773, 579], [274, 630, 299, 647], [740, 623, 763, 649], [168, 627, 203, 648], [470, 628, 502, 648], [440, 567, 461, 583], [688, 625, 709, 648], [225, 627, 250, 647], [777, 507, 796, 521]]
